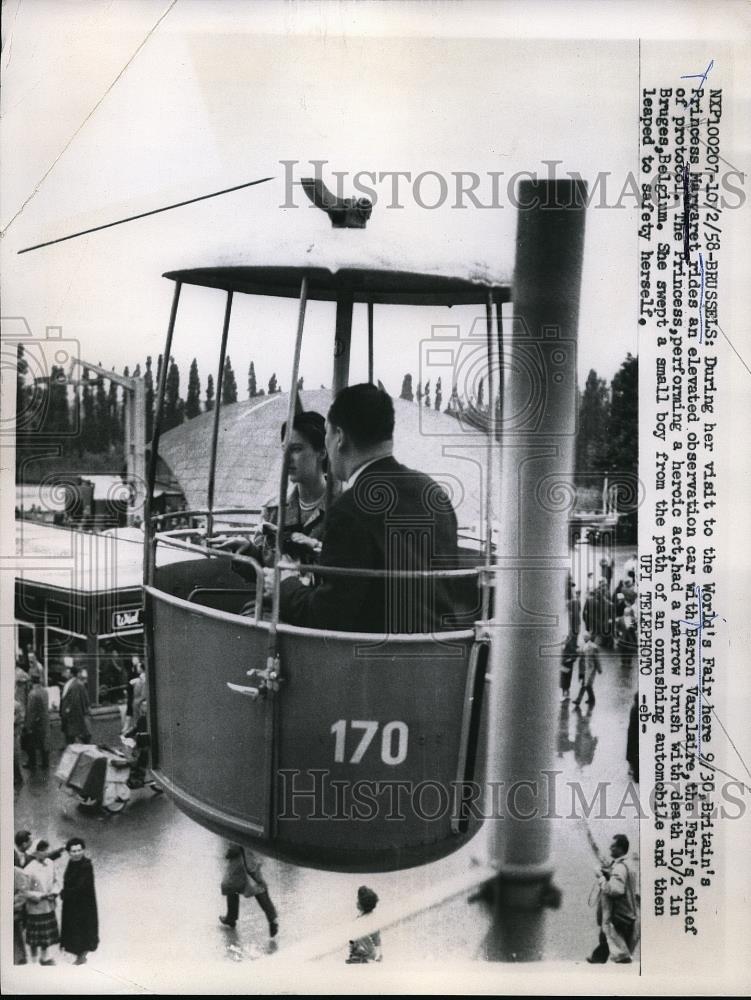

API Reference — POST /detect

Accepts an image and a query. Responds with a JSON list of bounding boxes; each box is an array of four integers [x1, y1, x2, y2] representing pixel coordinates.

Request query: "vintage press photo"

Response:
[[1, 2, 749, 994]]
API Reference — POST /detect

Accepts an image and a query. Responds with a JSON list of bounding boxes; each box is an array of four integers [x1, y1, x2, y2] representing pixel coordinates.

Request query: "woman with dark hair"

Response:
[[217, 411, 329, 568], [60, 837, 98, 965], [346, 886, 382, 963], [261, 410, 328, 563]]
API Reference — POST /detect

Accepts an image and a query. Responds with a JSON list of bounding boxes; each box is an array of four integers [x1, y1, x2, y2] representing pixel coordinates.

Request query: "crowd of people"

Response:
[[560, 557, 639, 708], [13, 830, 99, 966], [14, 655, 54, 791], [13, 648, 148, 795], [558, 557, 640, 785]]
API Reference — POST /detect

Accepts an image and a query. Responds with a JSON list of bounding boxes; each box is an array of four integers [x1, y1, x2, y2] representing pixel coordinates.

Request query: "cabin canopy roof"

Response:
[[163, 266, 511, 306]]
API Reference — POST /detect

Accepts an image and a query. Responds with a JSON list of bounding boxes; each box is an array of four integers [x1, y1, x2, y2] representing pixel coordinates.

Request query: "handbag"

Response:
[[242, 872, 263, 898], [241, 851, 266, 898]]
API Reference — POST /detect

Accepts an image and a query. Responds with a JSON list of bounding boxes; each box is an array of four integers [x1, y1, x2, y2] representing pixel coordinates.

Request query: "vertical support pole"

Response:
[[496, 294, 505, 437], [123, 383, 132, 520], [270, 277, 309, 629], [327, 294, 354, 517], [367, 302, 374, 384], [485, 179, 587, 960], [206, 291, 234, 540], [482, 293, 496, 622], [132, 378, 146, 526], [143, 280, 181, 588], [267, 276, 308, 839], [143, 280, 181, 774], [332, 295, 353, 395], [42, 606, 49, 687], [86, 632, 99, 707]]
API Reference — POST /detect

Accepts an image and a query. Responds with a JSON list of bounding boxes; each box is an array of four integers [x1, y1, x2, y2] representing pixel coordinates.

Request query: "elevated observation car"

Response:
[[144, 181, 587, 875]]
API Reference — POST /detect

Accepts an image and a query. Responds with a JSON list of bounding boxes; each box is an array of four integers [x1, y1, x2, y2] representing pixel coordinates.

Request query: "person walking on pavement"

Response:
[[60, 837, 99, 965], [15, 657, 32, 765], [583, 579, 614, 647], [14, 700, 26, 791], [573, 632, 602, 710], [24, 839, 60, 964], [626, 693, 639, 782], [61, 667, 92, 744], [219, 843, 279, 939], [26, 670, 52, 771], [560, 633, 580, 701], [15, 656, 31, 716]]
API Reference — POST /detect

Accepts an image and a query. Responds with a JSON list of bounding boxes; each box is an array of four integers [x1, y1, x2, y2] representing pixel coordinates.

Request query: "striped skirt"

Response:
[[25, 911, 59, 948]]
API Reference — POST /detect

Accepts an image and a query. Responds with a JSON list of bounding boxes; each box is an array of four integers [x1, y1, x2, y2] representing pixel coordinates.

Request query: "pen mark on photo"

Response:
[[709, 705, 751, 784], [718, 323, 751, 379], [698, 252, 705, 344], [680, 59, 714, 96], [682, 164, 691, 262], [1, 0, 178, 237], [690, 749, 751, 795]]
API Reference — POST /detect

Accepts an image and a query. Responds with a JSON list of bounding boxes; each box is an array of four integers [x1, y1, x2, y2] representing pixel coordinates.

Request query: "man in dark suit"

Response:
[[275, 384, 459, 633]]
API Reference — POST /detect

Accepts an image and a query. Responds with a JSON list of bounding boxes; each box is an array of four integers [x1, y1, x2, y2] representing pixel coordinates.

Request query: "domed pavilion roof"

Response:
[[157, 389, 491, 536]]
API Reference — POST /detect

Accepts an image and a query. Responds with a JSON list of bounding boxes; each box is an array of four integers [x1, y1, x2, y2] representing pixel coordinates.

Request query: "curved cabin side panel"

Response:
[[274, 627, 485, 871], [145, 585, 487, 871], [145, 588, 272, 838]]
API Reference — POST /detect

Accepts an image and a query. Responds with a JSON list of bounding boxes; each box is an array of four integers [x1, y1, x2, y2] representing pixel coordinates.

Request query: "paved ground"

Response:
[[9, 546, 640, 992], [11, 659, 638, 991]]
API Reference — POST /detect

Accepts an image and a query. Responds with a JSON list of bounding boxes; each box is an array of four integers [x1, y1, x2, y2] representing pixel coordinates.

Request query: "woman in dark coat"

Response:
[[26, 671, 52, 769], [60, 837, 98, 964]]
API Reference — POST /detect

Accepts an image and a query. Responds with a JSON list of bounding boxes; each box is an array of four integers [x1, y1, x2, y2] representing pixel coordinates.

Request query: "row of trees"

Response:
[[397, 353, 638, 488], [15, 347, 288, 471], [157, 356, 286, 434], [574, 354, 638, 487], [398, 374, 445, 410], [17, 342, 637, 509]]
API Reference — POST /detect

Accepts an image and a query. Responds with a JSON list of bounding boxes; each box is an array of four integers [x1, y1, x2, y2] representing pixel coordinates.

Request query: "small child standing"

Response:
[[573, 632, 602, 709]]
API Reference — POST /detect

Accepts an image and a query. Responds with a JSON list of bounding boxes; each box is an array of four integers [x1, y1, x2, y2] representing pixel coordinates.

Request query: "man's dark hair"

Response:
[[328, 383, 394, 448], [613, 833, 629, 854], [69, 665, 79, 677], [14, 829, 31, 849], [65, 836, 86, 851]]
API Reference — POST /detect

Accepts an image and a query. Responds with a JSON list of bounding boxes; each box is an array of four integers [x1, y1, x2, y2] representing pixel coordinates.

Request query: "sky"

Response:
[[2, 1, 643, 399]]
